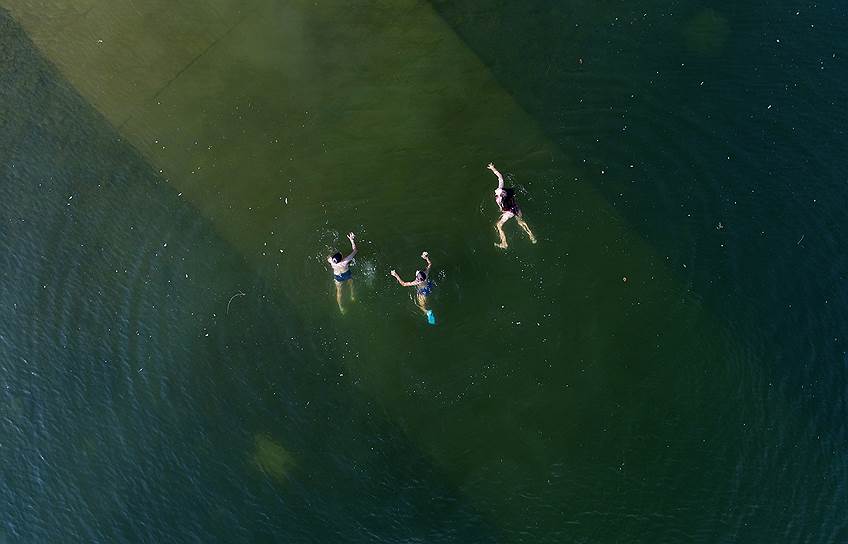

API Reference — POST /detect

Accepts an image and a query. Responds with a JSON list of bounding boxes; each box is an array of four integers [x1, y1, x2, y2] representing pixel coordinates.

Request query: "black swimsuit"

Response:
[[499, 188, 519, 214]]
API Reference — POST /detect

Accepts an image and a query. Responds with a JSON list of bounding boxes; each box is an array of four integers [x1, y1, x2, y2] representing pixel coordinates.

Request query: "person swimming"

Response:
[[390, 251, 436, 324], [327, 232, 357, 313], [487, 162, 537, 248]]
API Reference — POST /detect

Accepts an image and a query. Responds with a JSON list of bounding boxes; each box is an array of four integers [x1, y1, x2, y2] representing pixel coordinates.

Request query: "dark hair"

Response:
[[416, 270, 427, 281], [331, 252, 342, 263]]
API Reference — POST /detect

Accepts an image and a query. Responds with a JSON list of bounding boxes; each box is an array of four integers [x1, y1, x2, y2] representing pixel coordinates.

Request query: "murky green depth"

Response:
[[1, 1, 846, 542]]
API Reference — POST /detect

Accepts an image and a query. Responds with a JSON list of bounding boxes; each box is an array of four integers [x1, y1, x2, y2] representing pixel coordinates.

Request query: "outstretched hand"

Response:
[[421, 251, 429, 259], [390, 269, 397, 276], [347, 232, 355, 242], [487, 162, 496, 171]]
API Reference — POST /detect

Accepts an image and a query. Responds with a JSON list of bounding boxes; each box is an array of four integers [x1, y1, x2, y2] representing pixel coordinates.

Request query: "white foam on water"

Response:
[[359, 259, 378, 287]]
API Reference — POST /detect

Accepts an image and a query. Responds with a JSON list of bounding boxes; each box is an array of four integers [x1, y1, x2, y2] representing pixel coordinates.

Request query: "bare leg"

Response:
[[348, 280, 355, 302], [494, 214, 511, 249], [516, 216, 537, 243], [335, 282, 345, 313], [416, 294, 429, 315]]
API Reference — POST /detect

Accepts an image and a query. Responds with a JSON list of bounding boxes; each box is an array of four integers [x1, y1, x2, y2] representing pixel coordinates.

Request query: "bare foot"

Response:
[[530, 236, 538, 244], [338, 304, 346, 314], [495, 242, 508, 249]]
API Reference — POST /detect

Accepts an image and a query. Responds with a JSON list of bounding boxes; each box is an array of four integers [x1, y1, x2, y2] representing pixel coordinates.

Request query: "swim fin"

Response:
[[426, 310, 436, 325]]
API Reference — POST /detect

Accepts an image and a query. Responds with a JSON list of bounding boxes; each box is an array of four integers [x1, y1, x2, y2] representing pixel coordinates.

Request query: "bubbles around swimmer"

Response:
[[359, 259, 378, 287]]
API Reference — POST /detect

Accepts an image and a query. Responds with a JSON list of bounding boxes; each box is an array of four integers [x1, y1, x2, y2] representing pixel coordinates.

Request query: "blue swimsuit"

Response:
[[417, 280, 433, 297], [334, 270, 352, 282]]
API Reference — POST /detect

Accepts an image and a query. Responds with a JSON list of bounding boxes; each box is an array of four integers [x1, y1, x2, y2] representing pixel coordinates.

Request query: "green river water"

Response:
[[1, 1, 846, 542]]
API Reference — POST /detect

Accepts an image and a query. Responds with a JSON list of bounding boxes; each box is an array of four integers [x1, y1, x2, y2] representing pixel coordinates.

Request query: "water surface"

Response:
[[1, 1, 846, 542]]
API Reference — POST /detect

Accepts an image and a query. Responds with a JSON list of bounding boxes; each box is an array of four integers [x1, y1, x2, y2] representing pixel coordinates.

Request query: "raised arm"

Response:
[[390, 269, 417, 287], [420, 251, 432, 274], [487, 162, 504, 190], [344, 232, 358, 261]]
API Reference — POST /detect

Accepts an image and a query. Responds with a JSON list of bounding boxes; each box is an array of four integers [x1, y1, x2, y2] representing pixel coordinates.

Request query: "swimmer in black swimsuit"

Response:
[[327, 232, 357, 313], [487, 162, 537, 249], [390, 251, 434, 321]]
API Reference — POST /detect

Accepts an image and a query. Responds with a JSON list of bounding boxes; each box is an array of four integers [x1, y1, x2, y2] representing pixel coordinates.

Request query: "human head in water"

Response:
[[330, 252, 343, 264], [415, 270, 427, 282]]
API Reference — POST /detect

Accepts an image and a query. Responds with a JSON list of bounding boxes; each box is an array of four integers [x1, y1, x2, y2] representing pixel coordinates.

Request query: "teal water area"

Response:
[[1, 1, 847, 542], [0, 11, 493, 542]]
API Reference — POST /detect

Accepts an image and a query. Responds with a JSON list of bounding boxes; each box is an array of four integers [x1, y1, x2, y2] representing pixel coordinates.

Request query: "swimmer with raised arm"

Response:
[[390, 251, 436, 325], [328, 232, 357, 313], [487, 162, 537, 248]]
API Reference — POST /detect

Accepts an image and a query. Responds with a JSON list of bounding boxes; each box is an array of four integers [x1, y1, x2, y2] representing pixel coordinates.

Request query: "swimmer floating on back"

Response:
[[328, 232, 357, 313], [487, 162, 537, 248], [390, 251, 436, 325]]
